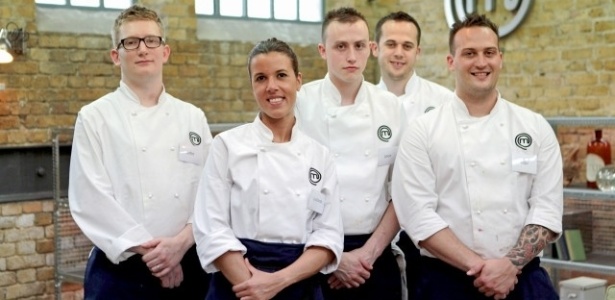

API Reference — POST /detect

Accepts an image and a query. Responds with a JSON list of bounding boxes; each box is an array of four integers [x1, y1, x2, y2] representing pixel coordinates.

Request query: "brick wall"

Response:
[[2, 1, 615, 144], [0, 201, 56, 299], [0, 0, 614, 298]]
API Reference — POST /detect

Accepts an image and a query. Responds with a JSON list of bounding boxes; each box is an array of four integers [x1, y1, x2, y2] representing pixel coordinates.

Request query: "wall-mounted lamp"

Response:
[[0, 22, 27, 64]]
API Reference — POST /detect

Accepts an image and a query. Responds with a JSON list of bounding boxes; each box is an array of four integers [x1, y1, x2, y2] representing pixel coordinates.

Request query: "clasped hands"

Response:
[[231, 259, 286, 300], [133, 237, 187, 289], [467, 257, 520, 300], [328, 248, 374, 290]]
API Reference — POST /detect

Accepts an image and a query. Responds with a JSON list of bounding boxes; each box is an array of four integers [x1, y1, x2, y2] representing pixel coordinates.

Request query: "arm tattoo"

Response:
[[505, 224, 555, 268]]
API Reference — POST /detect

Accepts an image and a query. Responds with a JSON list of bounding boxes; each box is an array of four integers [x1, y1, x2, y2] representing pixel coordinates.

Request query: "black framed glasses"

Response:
[[117, 36, 164, 50]]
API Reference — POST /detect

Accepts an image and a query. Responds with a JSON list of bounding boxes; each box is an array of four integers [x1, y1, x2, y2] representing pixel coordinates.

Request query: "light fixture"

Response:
[[0, 29, 14, 63], [0, 22, 27, 64]]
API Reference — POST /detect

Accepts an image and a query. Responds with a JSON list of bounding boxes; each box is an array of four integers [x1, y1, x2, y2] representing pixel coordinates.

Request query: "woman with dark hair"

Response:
[[193, 38, 343, 300]]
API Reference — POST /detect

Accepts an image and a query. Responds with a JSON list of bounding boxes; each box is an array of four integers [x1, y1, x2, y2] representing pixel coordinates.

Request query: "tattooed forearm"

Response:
[[505, 224, 556, 268]]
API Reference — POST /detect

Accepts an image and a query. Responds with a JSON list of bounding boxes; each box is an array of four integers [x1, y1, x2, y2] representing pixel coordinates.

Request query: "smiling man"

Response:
[[372, 11, 455, 299], [295, 7, 404, 300], [391, 13, 562, 300], [372, 11, 452, 124]]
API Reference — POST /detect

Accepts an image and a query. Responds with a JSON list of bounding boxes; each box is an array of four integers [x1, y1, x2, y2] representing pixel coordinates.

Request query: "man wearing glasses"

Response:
[[68, 5, 212, 299]]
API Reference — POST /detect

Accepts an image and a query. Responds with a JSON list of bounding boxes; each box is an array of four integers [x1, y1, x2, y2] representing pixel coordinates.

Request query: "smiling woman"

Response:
[[192, 37, 343, 300]]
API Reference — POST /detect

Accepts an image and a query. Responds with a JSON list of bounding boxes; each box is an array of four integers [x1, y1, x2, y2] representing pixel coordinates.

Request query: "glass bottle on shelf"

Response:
[[586, 129, 612, 189]]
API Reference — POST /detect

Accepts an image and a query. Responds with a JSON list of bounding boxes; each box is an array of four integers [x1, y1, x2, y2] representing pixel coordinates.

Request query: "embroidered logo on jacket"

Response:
[[378, 125, 392, 142], [424, 106, 436, 113], [309, 167, 322, 185], [515, 133, 532, 150], [189, 132, 202, 146]]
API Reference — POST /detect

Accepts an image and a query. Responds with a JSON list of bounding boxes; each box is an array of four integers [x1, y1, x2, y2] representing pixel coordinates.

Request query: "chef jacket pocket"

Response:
[[178, 143, 203, 165], [511, 147, 537, 174], [378, 146, 398, 166]]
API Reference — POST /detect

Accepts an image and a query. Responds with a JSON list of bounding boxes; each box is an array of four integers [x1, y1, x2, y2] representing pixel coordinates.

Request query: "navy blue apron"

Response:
[[206, 238, 323, 300], [397, 231, 421, 300], [321, 234, 402, 300], [84, 245, 209, 300], [417, 256, 558, 300]]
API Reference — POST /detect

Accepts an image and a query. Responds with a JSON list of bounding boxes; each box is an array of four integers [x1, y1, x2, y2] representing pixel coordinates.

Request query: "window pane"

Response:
[[103, 0, 131, 9], [273, 0, 296, 21], [220, 0, 243, 17], [194, 0, 323, 22], [70, 0, 99, 7], [299, 0, 321, 22], [195, 0, 214, 15], [35, 0, 67, 4], [247, 0, 270, 19]]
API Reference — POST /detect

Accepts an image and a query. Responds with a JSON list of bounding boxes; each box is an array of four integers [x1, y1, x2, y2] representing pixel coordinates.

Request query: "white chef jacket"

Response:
[[69, 81, 213, 264], [193, 116, 343, 274], [296, 74, 403, 235], [391, 93, 563, 259], [376, 72, 453, 125]]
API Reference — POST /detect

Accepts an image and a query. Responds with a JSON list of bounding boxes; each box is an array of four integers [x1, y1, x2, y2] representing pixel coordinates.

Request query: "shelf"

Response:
[[209, 123, 244, 134], [57, 268, 86, 284], [542, 255, 615, 274], [564, 186, 615, 200], [546, 116, 615, 127], [544, 116, 615, 282]]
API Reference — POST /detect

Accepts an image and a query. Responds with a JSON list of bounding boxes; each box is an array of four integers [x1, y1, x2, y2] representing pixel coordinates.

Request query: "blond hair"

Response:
[[112, 5, 165, 48]]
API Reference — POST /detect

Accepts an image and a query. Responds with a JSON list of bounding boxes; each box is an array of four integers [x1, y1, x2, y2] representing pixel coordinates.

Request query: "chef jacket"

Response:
[[376, 72, 453, 125], [391, 93, 563, 259], [69, 81, 212, 264], [193, 116, 344, 274], [296, 74, 403, 235]]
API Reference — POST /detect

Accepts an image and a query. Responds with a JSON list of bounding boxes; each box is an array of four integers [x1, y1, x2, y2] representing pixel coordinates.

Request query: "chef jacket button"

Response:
[[364, 150, 370, 156], [503, 209, 508, 214], [131, 112, 137, 116], [470, 162, 476, 167], [500, 160, 505, 165], [148, 194, 153, 199], [334, 153, 339, 157], [364, 197, 369, 202], [476, 210, 481, 215], [142, 148, 147, 152], [462, 125, 468, 129], [174, 193, 179, 198], [340, 197, 345, 202], [170, 146, 175, 151], [263, 189, 269, 195], [259, 147, 265, 152]]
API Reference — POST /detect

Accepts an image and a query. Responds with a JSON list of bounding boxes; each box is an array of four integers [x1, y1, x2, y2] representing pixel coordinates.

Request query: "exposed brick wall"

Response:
[[2, 1, 614, 145], [1, 0, 614, 298], [0, 201, 55, 299]]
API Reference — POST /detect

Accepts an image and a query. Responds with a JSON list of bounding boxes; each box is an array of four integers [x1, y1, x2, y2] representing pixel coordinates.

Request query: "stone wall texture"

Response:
[[1, 0, 614, 298]]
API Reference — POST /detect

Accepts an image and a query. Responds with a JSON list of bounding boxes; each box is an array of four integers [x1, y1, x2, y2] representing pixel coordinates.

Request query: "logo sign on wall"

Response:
[[444, 0, 533, 37]]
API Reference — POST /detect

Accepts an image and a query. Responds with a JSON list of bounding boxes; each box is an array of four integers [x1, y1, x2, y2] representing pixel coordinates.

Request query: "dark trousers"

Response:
[[322, 234, 402, 300], [206, 239, 323, 300], [397, 231, 421, 300], [417, 256, 558, 300], [84, 245, 210, 300]]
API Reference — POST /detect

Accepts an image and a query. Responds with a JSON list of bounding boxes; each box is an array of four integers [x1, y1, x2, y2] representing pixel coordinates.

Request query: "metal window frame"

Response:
[[196, 0, 324, 24], [35, 0, 133, 10]]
